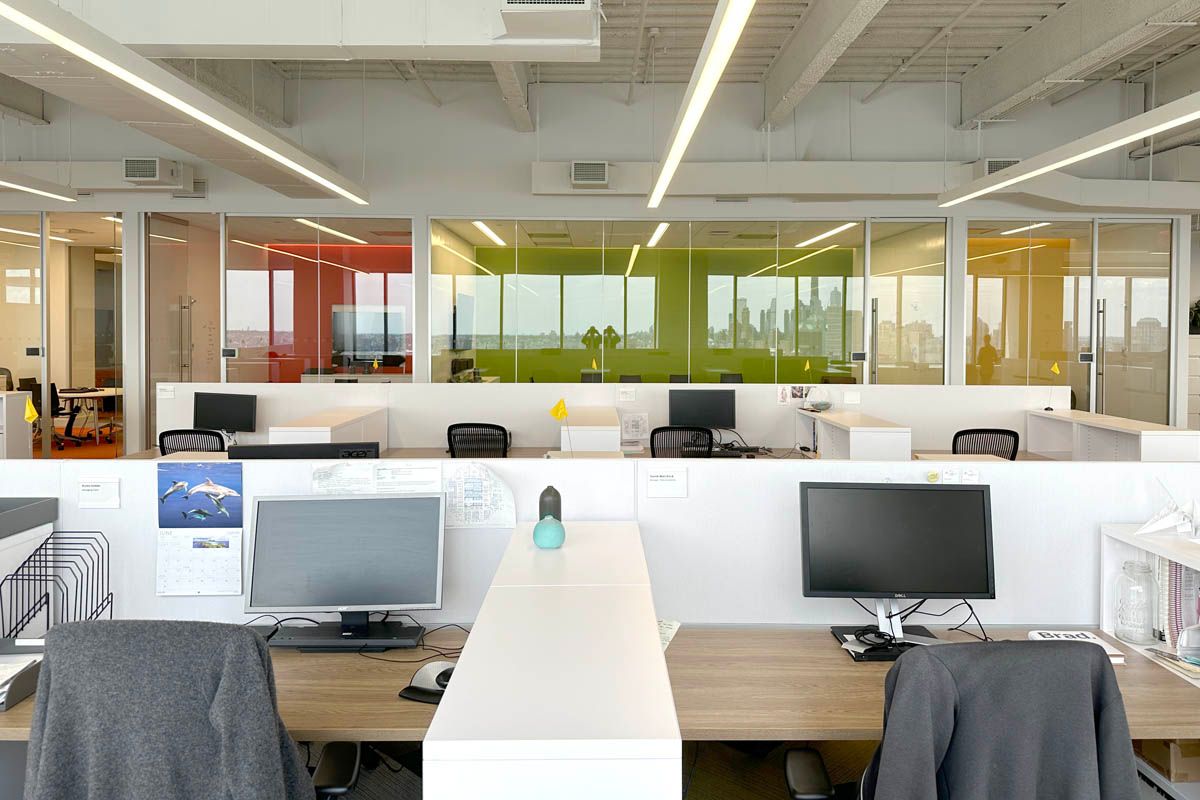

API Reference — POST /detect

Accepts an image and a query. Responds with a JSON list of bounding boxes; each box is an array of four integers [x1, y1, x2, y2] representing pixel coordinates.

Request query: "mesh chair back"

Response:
[[650, 426, 713, 458], [952, 428, 1019, 460], [821, 375, 856, 385], [448, 423, 510, 458], [159, 429, 227, 456], [669, 374, 690, 383], [618, 375, 642, 383], [581, 372, 602, 383], [719, 373, 744, 383]]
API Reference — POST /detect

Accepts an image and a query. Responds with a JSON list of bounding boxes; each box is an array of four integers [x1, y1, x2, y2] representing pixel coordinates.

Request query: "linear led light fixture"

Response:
[[625, 244, 641, 277], [0, 0, 368, 205], [150, 233, 187, 243], [648, 0, 757, 208], [646, 222, 670, 247], [294, 218, 367, 245], [0, 225, 70, 242], [1000, 222, 1051, 235], [472, 221, 507, 247], [435, 243, 495, 276], [231, 239, 365, 275], [872, 244, 1046, 279], [795, 222, 858, 248], [940, 88, 1200, 207], [102, 215, 121, 224], [0, 164, 76, 202], [0, 239, 38, 249], [748, 244, 839, 277]]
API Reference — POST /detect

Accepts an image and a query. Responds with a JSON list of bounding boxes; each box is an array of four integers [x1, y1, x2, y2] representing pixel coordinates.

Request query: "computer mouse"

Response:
[[399, 660, 456, 705]]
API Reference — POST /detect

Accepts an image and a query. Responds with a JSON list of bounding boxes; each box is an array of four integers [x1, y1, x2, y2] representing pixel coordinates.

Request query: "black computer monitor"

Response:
[[246, 493, 445, 651], [800, 482, 994, 651], [193, 392, 256, 433], [668, 389, 736, 428], [227, 442, 379, 460]]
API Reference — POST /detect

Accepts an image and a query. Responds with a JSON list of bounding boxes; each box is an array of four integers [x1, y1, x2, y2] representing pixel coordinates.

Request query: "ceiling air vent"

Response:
[[570, 160, 609, 189], [172, 178, 208, 200], [501, 0, 596, 38], [972, 158, 1020, 179], [123, 157, 181, 186]]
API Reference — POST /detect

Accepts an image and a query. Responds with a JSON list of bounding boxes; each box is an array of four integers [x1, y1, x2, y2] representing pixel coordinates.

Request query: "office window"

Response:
[[869, 221, 946, 385], [225, 217, 413, 383], [966, 220, 1092, 407]]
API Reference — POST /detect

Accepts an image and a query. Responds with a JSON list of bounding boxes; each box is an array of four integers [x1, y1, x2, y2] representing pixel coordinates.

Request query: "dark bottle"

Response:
[[539, 485, 562, 521]]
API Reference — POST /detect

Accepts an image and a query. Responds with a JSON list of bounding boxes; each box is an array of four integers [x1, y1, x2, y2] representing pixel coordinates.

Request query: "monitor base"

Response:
[[831, 624, 937, 662], [268, 621, 424, 653]]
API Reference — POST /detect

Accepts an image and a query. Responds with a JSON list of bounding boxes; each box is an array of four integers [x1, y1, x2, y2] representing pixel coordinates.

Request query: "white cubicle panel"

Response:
[[1, 456, 1196, 629], [795, 409, 912, 460], [1028, 410, 1200, 461], [0, 392, 32, 459], [267, 407, 388, 447], [157, 383, 1072, 452]]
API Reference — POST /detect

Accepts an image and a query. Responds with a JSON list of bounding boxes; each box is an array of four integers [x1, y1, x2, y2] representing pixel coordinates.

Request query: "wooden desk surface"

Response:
[[6, 625, 1192, 743], [666, 627, 1200, 741]]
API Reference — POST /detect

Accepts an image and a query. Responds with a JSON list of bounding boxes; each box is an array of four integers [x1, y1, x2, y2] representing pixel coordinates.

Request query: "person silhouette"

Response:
[[976, 334, 999, 385]]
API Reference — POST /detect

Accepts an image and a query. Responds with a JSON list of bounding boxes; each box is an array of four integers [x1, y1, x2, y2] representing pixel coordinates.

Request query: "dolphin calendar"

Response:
[[155, 462, 244, 596]]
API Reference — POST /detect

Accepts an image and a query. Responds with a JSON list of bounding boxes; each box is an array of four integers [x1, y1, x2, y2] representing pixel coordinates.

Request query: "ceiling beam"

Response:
[[160, 58, 290, 128], [491, 61, 534, 132], [0, 72, 44, 124], [959, 0, 1200, 127], [761, 0, 888, 128]]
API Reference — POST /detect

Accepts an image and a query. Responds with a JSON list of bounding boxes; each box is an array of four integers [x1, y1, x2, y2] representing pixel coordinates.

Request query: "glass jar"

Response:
[[1114, 560, 1158, 645]]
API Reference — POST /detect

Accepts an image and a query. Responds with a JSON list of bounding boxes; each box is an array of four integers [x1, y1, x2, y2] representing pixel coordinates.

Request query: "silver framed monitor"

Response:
[[246, 493, 445, 651]]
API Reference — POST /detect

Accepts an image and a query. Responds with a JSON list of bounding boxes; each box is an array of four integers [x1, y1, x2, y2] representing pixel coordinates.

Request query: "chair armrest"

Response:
[[312, 741, 361, 796], [785, 748, 836, 800]]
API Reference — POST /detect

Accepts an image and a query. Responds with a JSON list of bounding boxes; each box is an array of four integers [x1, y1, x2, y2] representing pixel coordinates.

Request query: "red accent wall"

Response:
[[262, 244, 413, 383]]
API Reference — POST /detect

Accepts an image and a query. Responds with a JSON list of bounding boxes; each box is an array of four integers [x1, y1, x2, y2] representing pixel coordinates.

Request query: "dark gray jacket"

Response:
[[863, 641, 1140, 800], [24, 620, 315, 800]]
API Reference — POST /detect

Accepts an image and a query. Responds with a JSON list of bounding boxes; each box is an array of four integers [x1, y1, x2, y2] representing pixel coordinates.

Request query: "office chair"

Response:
[[0, 366, 11, 391], [650, 426, 713, 458], [618, 374, 642, 383], [719, 373, 744, 383], [785, 642, 1139, 799], [159, 429, 226, 456], [49, 383, 84, 450], [447, 423, 510, 458], [381, 354, 406, 368], [18, 376, 36, 392], [952, 428, 1019, 460], [580, 371, 602, 383], [95, 379, 121, 445], [25, 620, 358, 800], [820, 375, 856, 385], [669, 374, 690, 383]]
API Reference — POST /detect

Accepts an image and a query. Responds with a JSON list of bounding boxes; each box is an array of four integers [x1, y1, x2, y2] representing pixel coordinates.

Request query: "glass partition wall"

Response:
[[224, 217, 413, 383]]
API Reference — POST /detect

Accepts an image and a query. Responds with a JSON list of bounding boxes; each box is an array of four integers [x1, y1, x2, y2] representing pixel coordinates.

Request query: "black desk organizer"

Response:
[[0, 530, 114, 638]]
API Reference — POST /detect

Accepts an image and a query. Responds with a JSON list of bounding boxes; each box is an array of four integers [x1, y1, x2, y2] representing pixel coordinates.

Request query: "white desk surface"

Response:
[[795, 408, 908, 432], [270, 406, 385, 430], [58, 388, 122, 399], [913, 453, 1007, 462], [561, 406, 620, 428], [158, 451, 229, 461], [424, 584, 679, 762], [490, 522, 651, 589], [1028, 409, 1199, 436]]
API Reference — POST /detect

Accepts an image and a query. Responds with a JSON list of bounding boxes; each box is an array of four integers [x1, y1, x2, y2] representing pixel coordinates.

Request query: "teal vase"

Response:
[[533, 515, 566, 549]]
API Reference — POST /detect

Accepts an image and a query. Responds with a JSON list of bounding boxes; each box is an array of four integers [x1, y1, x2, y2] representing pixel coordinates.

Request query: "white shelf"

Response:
[[1102, 524, 1200, 573], [1139, 758, 1200, 800]]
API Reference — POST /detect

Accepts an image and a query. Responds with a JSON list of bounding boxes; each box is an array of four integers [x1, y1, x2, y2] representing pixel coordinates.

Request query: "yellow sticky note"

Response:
[[550, 399, 568, 421], [1050, 361, 1060, 376], [23, 397, 38, 423], [926, 471, 940, 484], [591, 358, 598, 370]]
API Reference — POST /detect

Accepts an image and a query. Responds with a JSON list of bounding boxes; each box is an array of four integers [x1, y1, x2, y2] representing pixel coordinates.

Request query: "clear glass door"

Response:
[[1095, 222, 1172, 424], [0, 214, 43, 453], [868, 221, 946, 385]]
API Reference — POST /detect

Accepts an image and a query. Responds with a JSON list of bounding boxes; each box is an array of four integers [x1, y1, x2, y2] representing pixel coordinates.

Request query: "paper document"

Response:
[[0, 656, 37, 687], [312, 461, 442, 495], [658, 620, 681, 651], [156, 529, 243, 596], [443, 462, 516, 528]]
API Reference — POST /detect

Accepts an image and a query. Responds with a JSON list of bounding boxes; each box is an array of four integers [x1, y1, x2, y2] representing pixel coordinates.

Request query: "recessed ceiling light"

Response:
[[625, 244, 641, 277], [795, 222, 858, 248], [102, 215, 121, 224], [646, 222, 670, 248], [293, 218, 367, 245], [0, 225, 71, 242], [149, 233, 187, 243], [231, 239, 364, 275], [472, 221, 507, 247], [1000, 222, 1052, 235]]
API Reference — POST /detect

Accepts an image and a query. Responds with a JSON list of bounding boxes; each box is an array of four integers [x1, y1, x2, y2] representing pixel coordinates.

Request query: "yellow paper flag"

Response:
[[24, 397, 38, 423], [804, 359, 811, 371], [591, 358, 598, 370], [1050, 361, 1061, 376], [372, 358, 379, 370], [550, 399, 568, 421]]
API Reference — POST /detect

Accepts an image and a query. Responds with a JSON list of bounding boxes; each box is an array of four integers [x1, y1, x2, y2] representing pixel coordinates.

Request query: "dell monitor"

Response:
[[801, 482, 994, 654], [193, 392, 257, 436], [247, 493, 445, 651], [228, 442, 380, 460], [669, 389, 736, 429]]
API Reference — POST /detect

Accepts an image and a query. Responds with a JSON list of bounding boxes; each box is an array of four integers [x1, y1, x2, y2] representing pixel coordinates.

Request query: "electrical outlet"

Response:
[[618, 386, 636, 402]]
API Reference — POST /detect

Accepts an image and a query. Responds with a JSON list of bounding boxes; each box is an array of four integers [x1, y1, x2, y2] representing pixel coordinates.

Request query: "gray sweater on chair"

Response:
[[24, 620, 315, 800], [862, 640, 1141, 800]]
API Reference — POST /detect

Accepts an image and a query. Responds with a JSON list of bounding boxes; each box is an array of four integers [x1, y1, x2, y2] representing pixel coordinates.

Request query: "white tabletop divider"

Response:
[[423, 521, 681, 800]]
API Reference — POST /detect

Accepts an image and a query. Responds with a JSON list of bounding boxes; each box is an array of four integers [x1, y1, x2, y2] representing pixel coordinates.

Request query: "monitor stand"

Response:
[[830, 599, 940, 662], [267, 612, 424, 653]]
